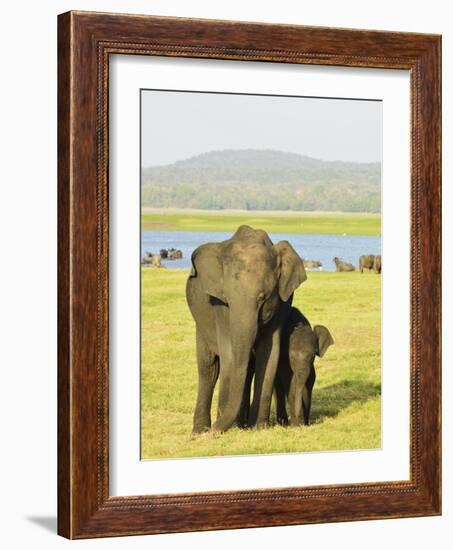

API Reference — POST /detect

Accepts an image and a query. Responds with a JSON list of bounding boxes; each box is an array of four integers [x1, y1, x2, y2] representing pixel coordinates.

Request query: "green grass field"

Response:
[[141, 269, 381, 459], [142, 210, 381, 236]]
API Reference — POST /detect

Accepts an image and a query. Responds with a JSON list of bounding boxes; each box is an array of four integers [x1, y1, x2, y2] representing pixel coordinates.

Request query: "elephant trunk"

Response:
[[212, 305, 258, 432]]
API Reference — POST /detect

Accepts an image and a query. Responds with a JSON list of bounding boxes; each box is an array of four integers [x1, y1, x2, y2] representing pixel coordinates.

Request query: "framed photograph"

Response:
[[58, 11, 441, 538]]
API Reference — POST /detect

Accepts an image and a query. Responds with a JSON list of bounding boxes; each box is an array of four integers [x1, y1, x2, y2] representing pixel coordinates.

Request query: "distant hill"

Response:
[[141, 149, 381, 212]]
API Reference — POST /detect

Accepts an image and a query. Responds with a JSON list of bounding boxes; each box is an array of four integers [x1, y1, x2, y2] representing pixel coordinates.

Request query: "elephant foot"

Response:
[[190, 431, 219, 441], [235, 416, 250, 429], [255, 420, 269, 430], [211, 421, 227, 433], [291, 419, 303, 427], [238, 423, 250, 430], [212, 416, 240, 432], [277, 416, 289, 427], [191, 424, 211, 436]]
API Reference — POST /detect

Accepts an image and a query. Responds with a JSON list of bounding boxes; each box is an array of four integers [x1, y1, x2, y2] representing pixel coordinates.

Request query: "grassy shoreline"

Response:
[[142, 209, 381, 236]]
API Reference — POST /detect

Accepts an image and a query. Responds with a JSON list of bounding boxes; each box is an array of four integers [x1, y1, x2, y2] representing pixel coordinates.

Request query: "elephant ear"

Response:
[[313, 325, 334, 357], [189, 243, 225, 302], [274, 240, 307, 302]]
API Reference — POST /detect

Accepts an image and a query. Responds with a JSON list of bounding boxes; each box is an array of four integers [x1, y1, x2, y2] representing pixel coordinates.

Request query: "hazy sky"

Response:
[[141, 90, 381, 167]]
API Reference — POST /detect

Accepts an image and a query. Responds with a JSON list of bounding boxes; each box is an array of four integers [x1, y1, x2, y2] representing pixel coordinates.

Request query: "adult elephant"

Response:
[[186, 225, 307, 433]]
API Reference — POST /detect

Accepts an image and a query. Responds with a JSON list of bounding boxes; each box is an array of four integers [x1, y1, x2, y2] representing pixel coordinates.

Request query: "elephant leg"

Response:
[[192, 329, 219, 434], [237, 356, 255, 428], [276, 352, 291, 426], [275, 373, 288, 427], [302, 368, 316, 425], [302, 386, 311, 426], [288, 377, 297, 423], [249, 325, 281, 428], [215, 305, 233, 422], [216, 367, 230, 422], [212, 304, 257, 433]]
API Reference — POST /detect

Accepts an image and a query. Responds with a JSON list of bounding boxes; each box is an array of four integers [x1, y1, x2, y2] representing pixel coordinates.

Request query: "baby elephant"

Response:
[[275, 307, 334, 427]]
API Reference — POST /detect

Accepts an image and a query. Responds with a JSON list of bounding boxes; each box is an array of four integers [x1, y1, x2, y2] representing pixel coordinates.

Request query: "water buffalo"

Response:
[[303, 260, 322, 269], [152, 254, 163, 267], [168, 248, 183, 260], [141, 252, 163, 267], [359, 254, 375, 272], [333, 257, 355, 272], [142, 250, 154, 264], [373, 255, 382, 274]]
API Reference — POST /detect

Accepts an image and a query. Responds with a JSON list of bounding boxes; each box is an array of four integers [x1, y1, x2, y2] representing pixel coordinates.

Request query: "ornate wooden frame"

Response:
[[58, 11, 441, 539]]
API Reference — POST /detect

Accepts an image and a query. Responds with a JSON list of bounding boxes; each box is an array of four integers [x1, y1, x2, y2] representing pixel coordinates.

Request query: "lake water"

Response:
[[142, 230, 381, 272]]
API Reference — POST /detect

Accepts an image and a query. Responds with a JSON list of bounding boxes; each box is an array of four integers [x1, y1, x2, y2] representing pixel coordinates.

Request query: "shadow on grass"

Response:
[[310, 380, 381, 424]]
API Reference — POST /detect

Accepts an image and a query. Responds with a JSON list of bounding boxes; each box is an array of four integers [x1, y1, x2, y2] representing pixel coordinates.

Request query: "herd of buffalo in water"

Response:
[[142, 248, 183, 267], [142, 248, 382, 274], [335, 254, 382, 273]]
